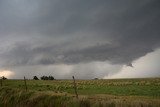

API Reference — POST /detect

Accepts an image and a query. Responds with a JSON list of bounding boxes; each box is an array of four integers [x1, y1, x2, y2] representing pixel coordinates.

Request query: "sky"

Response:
[[0, 0, 160, 79]]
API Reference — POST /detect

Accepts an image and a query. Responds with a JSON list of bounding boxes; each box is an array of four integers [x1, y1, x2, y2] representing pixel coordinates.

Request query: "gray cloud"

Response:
[[0, 0, 160, 78]]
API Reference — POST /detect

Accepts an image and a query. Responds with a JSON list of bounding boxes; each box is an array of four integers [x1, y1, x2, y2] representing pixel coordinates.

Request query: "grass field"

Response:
[[0, 78, 160, 107]]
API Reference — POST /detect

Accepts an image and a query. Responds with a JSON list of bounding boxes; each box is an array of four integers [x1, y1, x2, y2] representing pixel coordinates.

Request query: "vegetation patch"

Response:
[[0, 78, 160, 107]]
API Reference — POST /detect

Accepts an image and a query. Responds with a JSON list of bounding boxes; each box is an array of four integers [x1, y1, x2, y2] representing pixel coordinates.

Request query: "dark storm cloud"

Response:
[[0, 0, 160, 68]]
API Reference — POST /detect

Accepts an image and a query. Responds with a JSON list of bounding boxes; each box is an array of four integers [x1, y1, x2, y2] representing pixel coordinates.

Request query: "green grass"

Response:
[[2, 78, 160, 97], [0, 78, 160, 107]]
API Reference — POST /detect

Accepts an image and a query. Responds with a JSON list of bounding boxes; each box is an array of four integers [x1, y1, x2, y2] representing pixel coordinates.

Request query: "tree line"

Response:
[[33, 75, 55, 80], [1, 76, 55, 80]]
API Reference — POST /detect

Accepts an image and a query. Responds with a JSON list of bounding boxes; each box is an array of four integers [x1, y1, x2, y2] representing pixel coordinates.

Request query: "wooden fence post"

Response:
[[0, 77, 2, 87], [24, 76, 28, 91], [72, 76, 78, 99]]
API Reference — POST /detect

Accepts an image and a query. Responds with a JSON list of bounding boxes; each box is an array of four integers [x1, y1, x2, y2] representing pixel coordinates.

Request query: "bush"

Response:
[[33, 76, 39, 80]]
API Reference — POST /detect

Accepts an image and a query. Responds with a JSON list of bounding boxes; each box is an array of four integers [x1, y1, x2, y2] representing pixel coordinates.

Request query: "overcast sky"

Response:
[[0, 0, 160, 79]]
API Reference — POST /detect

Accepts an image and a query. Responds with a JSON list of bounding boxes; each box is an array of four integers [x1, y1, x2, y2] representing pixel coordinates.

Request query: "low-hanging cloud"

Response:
[[104, 48, 160, 79]]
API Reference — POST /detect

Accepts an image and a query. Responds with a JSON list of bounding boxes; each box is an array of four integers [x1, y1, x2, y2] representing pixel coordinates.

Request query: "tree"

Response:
[[94, 78, 99, 80], [40, 76, 55, 80], [40, 76, 45, 80], [41, 76, 48, 80], [33, 76, 39, 80], [48, 76, 54, 80], [2, 76, 7, 80]]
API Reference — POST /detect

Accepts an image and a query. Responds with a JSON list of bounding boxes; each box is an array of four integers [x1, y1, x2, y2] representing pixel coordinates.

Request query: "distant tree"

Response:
[[94, 78, 99, 80], [48, 76, 54, 80], [45, 76, 49, 80], [41, 76, 48, 80], [40, 76, 45, 80], [40, 76, 55, 80], [33, 76, 39, 80], [2, 76, 7, 80]]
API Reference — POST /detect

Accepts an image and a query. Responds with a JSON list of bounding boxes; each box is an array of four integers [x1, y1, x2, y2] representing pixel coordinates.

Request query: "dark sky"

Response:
[[0, 0, 160, 79]]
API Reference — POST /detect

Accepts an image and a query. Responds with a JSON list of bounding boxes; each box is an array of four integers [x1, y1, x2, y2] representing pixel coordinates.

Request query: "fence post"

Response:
[[24, 76, 28, 91], [0, 77, 2, 87], [72, 76, 78, 99]]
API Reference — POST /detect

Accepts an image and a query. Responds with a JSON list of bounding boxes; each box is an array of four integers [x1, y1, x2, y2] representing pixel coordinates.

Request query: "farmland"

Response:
[[0, 78, 160, 107]]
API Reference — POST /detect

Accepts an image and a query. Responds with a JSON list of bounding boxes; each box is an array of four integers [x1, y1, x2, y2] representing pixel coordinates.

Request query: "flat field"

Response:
[[0, 78, 160, 107]]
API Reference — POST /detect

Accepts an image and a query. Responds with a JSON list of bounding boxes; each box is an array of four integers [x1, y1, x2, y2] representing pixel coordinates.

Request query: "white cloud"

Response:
[[0, 70, 15, 78], [104, 48, 160, 79], [70, 61, 122, 79]]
